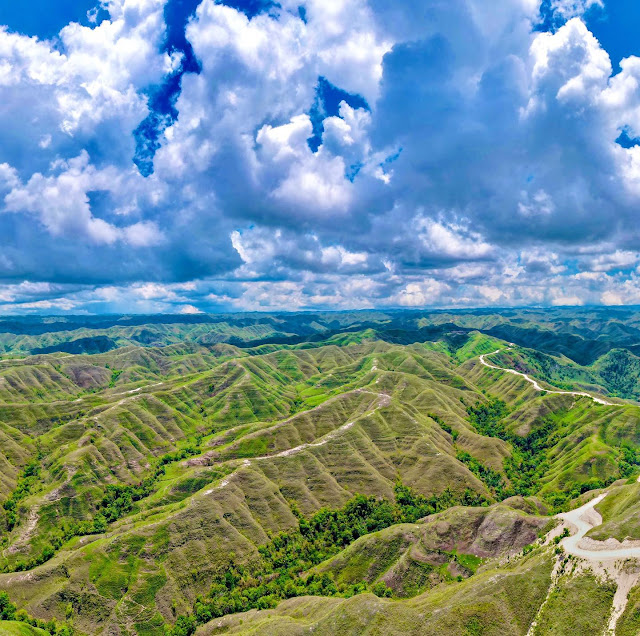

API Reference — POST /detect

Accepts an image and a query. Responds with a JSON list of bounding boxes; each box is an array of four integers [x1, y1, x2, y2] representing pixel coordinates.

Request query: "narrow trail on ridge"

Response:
[[203, 389, 391, 495], [479, 348, 616, 406]]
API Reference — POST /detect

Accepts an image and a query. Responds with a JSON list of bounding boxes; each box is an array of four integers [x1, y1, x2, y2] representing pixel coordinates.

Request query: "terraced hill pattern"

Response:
[[0, 309, 640, 635]]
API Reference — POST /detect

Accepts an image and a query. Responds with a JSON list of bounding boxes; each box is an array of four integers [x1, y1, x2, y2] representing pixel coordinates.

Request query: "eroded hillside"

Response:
[[0, 319, 638, 635]]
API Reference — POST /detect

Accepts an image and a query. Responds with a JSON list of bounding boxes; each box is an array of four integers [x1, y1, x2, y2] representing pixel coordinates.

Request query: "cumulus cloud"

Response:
[[2, 0, 640, 313], [550, 0, 603, 20]]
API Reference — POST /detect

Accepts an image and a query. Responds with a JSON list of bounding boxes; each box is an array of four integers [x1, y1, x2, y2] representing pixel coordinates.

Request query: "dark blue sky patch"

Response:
[[616, 128, 640, 149], [308, 77, 370, 152], [134, 76, 183, 177], [535, 0, 604, 34], [383, 148, 402, 165], [346, 162, 363, 182], [586, 1, 640, 70], [164, 0, 203, 74], [133, 0, 288, 176], [133, 0, 203, 177], [216, 0, 279, 19], [0, 0, 105, 39], [534, 0, 559, 33]]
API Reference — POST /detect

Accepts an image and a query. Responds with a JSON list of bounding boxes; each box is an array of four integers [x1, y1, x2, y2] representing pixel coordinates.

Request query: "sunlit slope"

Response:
[[196, 551, 554, 636], [0, 331, 638, 634], [0, 623, 49, 636], [314, 501, 548, 596], [590, 480, 640, 541]]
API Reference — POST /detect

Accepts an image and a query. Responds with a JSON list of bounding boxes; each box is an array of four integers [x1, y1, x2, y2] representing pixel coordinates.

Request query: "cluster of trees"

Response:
[[456, 451, 506, 498], [502, 416, 557, 497], [157, 441, 202, 466], [466, 399, 560, 501], [1, 440, 204, 574], [108, 368, 123, 387], [429, 413, 458, 441], [0, 590, 74, 635], [466, 399, 509, 438], [167, 483, 488, 635], [544, 475, 621, 509], [98, 478, 158, 523], [597, 349, 639, 398], [3, 461, 41, 531], [467, 398, 639, 509], [619, 445, 640, 478]]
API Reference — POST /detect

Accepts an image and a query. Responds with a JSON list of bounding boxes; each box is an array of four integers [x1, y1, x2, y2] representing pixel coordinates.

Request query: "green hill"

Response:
[[0, 313, 638, 635]]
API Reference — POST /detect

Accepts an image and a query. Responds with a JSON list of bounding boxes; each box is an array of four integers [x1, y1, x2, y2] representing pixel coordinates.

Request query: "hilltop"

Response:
[[0, 310, 638, 635]]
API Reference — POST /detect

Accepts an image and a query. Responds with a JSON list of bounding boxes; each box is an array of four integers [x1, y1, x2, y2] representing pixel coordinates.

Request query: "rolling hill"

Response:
[[0, 311, 638, 635]]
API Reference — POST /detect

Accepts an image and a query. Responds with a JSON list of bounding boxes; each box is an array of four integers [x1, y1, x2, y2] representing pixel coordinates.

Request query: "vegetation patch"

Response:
[[532, 573, 615, 635], [166, 484, 488, 634], [0, 592, 72, 635]]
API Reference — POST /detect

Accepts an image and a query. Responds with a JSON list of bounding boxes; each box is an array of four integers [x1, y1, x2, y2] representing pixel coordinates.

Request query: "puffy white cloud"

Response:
[[414, 218, 495, 261], [179, 304, 203, 314], [551, 294, 584, 306], [528, 17, 611, 108], [0, 0, 167, 173], [393, 280, 453, 307], [584, 250, 639, 272], [3, 151, 162, 245], [3, 0, 640, 313]]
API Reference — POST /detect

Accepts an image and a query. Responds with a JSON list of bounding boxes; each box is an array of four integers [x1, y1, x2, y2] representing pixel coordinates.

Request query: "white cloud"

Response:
[[527, 17, 611, 111], [4, 0, 640, 312], [124, 221, 164, 247], [550, 0, 603, 20], [179, 304, 203, 314], [518, 190, 555, 217], [586, 250, 639, 272], [414, 217, 494, 260], [393, 279, 452, 307], [601, 290, 624, 305], [3, 151, 157, 246], [551, 294, 584, 306]]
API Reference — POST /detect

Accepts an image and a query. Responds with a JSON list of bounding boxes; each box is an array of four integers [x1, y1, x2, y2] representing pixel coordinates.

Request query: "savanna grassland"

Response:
[[0, 309, 639, 635]]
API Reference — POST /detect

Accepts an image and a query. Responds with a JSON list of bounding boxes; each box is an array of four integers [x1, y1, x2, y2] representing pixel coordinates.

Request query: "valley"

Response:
[[0, 310, 639, 635]]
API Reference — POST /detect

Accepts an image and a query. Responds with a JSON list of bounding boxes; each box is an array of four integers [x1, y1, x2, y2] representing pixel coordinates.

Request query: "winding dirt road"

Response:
[[479, 349, 615, 406], [555, 486, 640, 634], [557, 493, 640, 560], [479, 348, 640, 633]]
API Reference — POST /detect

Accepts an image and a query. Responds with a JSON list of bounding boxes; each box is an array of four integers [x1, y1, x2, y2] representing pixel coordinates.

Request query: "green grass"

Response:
[[0, 321, 637, 634], [616, 579, 640, 636], [196, 552, 554, 635], [451, 332, 504, 363], [590, 480, 640, 540], [532, 573, 615, 635], [0, 622, 48, 636]]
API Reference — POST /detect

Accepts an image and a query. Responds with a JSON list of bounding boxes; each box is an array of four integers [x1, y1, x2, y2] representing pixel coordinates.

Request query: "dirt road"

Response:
[[479, 349, 615, 406]]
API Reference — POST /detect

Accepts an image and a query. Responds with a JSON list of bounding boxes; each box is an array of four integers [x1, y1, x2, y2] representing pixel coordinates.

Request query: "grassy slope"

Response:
[[532, 573, 615, 636], [591, 481, 640, 541], [315, 502, 547, 597], [486, 344, 640, 401], [0, 330, 637, 634], [617, 580, 640, 635], [0, 623, 48, 636], [196, 551, 554, 636]]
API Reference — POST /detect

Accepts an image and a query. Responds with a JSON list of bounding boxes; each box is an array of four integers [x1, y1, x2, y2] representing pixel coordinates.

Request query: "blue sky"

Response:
[[1, 0, 640, 314], [0, 0, 100, 38], [585, 0, 640, 69]]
